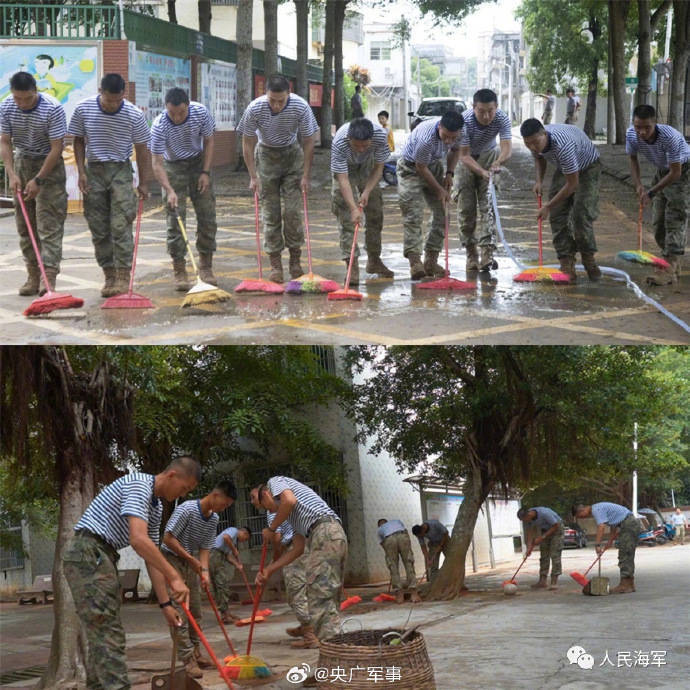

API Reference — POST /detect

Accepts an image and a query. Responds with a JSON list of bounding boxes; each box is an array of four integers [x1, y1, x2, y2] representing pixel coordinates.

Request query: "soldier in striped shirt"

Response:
[[237, 74, 319, 283], [521, 118, 602, 282], [150, 88, 219, 291], [63, 456, 201, 690], [627, 104, 689, 285], [454, 89, 513, 273], [331, 118, 394, 284], [161, 479, 236, 678], [517, 506, 564, 590], [69, 73, 152, 297], [209, 525, 250, 624], [256, 476, 347, 649], [397, 110, 464, 279], [0, 71, 67, 296]]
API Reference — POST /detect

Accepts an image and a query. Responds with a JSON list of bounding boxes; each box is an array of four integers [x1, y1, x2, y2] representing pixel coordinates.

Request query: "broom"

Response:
[[17, 193, 84, 316], [617, 201, 670, 268], [513, 196, 571, 283], [416, 203, 476, 291], [174, 211, 232, 307], [202, 580, 237, 657], [328, 212, 363, 301], [101, 199, 154, 309], [235, 192, 284, 294], [502, 550, 530, 589], [285, 190, 339, 294], [570, 548, 607, 587]]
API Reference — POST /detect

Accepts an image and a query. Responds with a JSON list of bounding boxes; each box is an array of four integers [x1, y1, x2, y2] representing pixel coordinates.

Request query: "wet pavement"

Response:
[[1, 137, 688, 344]]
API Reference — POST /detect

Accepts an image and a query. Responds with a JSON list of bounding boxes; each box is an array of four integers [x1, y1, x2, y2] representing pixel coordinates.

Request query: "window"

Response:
[[310, 346, 336, 375], [0, 526, 24, 570], [370, 41, 391, 61]]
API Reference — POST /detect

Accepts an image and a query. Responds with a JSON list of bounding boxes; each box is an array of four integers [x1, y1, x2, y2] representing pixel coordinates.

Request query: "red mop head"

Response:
[[617, 250, 670, 268], [416, 277, 477, 290], [328, 287, 363, 301], [569, 572, 589, 586], [514, 266, 571, 283], [24, 292, 84, 316], [373, 593, 397, 602], [286, 274, 340, 294], [234, 279, 284, 294], [340, 595, 362, 611]]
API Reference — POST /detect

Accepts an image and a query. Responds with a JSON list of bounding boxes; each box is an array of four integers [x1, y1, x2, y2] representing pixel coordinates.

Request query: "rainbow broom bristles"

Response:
[[617, 202, 670, 268]]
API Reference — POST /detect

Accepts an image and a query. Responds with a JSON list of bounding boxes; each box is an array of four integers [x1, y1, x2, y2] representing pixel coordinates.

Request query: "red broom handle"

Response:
[[343, 209, 362, 291], [180, 601, 235, 689], [253, 192, 263, 280], [128, 199, 144, 296], [246, 541, 268, 657], [16, 192, 51, 292], [537, 195, 543, 267], [202, 580, 237, 656], [637, 201, 643, 252], [444, 202, 450, 277], [509, 551, 530, 581], [240, 566, 255, 602], [583, 547, 606, 577], [302, 189, 314, 274]]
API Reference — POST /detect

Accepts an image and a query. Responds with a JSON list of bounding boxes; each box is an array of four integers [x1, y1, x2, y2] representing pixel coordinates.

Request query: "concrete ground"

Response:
[[0, 134, 688, 345], [1, 542, 688, 689]]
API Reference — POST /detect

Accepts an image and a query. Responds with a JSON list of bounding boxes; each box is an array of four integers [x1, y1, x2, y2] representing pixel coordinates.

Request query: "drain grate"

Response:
[[0, 666, 47, 684]]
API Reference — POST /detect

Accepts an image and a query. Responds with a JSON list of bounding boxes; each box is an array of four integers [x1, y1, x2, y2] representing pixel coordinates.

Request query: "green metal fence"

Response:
[[0, 4, 120, 40]]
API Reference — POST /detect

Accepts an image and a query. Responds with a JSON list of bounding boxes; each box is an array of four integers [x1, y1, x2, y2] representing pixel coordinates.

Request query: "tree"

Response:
[[198, 0, 211, 33], [263, 0, 279, 77], [295, 0, 310, 99], [377, 0, 495, 25], [320, 0, 336, 148], [333, 0, 349, 128], [236, 0, 253, 169], [411, 57, 452, 98], [609, 0, 631, 144], [343, 346, 684, 599], [636, 0, 673, 105], [669, 0, 690, 129]]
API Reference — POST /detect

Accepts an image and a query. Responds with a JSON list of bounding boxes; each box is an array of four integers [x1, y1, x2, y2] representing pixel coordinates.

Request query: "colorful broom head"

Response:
[[416, 277, 477, 291], [373, 593, 397, 602], [513, 266, 571, 283], [182, 279, 232, 307], [24, 292, 84, 316], [234, 278, 284, 294], [340, 595, 362, 611], [223, 654, 272, 680], [285, 273, 340, 294], [617, 250, 670, 268], [569, 572, 589, 587]]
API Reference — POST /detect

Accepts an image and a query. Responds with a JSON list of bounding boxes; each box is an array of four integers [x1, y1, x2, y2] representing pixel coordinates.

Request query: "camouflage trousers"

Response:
[[454, 147, 499, 249], [331, 158, 384, 260], [305, 519, 348, 640], [256, 141, 304, 253], [548, 160, 600, 258], [283, 544, 310, 626], [13, 154, 67, 270], [651, 162, 689, 256], [397, 158, 446, 256], [538, 523, 564, 577], [164, 155, 218, 260], [209, 548, 235, 614], [428, 541, 449, 582], [381, 531, 418, 592], [63, 531, 129, 690], [84, 161, 138, 268], [617, 514, 642, 579], [163, 550, 203, 661]]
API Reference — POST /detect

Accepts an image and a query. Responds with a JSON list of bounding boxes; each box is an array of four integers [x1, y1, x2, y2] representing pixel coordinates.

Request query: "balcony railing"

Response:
[[0, 4, 120, 40]]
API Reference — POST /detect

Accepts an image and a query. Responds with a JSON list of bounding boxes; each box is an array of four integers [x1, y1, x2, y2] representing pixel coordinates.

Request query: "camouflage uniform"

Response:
[[304, 519, 348, 641], [455, 147, 499, 251], [382, 531, 418, 592], [209, 548, 235, 614], [84, 161, 138, 268], [548, 160, 600, 257], [397, 158, 446, 257], [164, 154, 218, 260], [538, 522, 564, 577], [331, 158, 384, 260], [163, 550, 203, 662], [255, 142, 304, 254], [617, 514, 642, 579], [13, 154, 67, 271], [428, 542, 449, 581], [63, 530, 129, 690], [651, 162, 689, 256], [283, 546, 310, 625]]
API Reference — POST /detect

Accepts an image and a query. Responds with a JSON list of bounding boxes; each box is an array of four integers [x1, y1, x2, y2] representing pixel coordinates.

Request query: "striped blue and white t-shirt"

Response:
[[213, 527, 239, 554], [591, 502, 633, 527], [625, 124, 690, 170], [377, 519, 406, 544], [266, 476, 338, 538], [460, 109, 512, 155], [74, 472, 162, 550], [161, 499, 218, 555], [535, 124, 599, 174], [268, 510, 295, 545], [530, 507, 562, 530], [68, 95, 150, 162], [149, 102, 215, 162], [0, 93, 66, 156], [236, 94, 319, 147], [330, 121, 390, 174], [400, 117, 461, 165]]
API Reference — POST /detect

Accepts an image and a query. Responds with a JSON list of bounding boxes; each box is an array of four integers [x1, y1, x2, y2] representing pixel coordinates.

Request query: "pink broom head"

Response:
[[373, 593, 397, 602], [569, 572, 589, 587], [340, 595, 362, 611], [327, 287, 363, 301], [24, 292, 84, 316], [101, 292, 154, 309], [617, 250, 670, 268], [416, 277, 477, 291], [234, 279, 284, 294], [285, 275, 340, 294], [513, 266, 571, 283]]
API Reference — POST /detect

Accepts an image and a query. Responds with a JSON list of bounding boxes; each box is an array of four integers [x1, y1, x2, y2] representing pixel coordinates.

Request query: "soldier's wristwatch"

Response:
[[34, 176, 45, 186]]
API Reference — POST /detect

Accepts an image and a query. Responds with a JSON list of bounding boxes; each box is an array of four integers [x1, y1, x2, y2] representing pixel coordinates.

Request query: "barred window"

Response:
[[370, 41, 391, 61], [0, 526, 24, 570]]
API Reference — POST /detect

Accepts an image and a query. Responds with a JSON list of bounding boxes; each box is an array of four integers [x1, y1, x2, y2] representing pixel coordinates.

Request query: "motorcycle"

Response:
[[382, 154, 398, 186]]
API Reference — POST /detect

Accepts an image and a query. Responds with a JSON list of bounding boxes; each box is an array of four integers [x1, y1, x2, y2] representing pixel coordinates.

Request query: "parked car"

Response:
[[563, 523, 588, 548], [408, 97, 467, 131]]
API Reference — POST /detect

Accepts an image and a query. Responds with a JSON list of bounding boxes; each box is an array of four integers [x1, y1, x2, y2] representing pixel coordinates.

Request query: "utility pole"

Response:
[[607, 25, 614, 144]]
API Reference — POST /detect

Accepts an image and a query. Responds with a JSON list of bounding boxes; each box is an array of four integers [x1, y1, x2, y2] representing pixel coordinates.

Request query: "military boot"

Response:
[[199, 253, 217, 285], [19, 263, 41, 296], [193, 644, 214, 669], [365, 253, 394, 278], [101, 267, 118, 297], [549, 575, 559, 590], [395, 590, 405, 604], [423, 250, 446, 277], [288, 248, 304, 279], [173, 259, 191, 291], [344, 257, 359, 286], [465, 244, 479, 272], [38, 267, 58, 296], [610, 577, 635, 594], [581, 252, 601, 281], [269, 252, 284, 283], [479, 246, 498, 271], [646, 254, 680, 286], [531, 576, 548, 589], [285, 625, 303, 638], [408, 252, 425, 280], [111, 268, 130, 296], [290, 625, 319, 649], [558, 255, 577, 282], [184, 656, 203, 678]]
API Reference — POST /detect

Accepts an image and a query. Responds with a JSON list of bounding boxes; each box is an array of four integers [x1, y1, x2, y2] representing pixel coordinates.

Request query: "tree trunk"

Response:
[[584, 13, 601, 139], [320, 0, 336, 147], [167, 0, 177, 24], [333, 0, 346, 128], [637, 0, 653, 105], [198, 0, 211, 34], [295, 0, 309, 100], [263, 0, 278, 77], [669, 0, 690, 129], [609, 0, 631, 143], [236, 0, 253, 170]]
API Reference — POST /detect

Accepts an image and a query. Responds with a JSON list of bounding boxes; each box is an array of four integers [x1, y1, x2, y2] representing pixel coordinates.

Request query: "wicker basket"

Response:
[[316, 628, 436, 689]]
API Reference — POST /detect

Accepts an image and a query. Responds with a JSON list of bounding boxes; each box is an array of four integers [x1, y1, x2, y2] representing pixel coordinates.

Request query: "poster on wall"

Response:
[[132, 50, 191, 125], [425, 494, 464, 534], [0, 42, 99, 120], [199, 61, 236, 130]]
